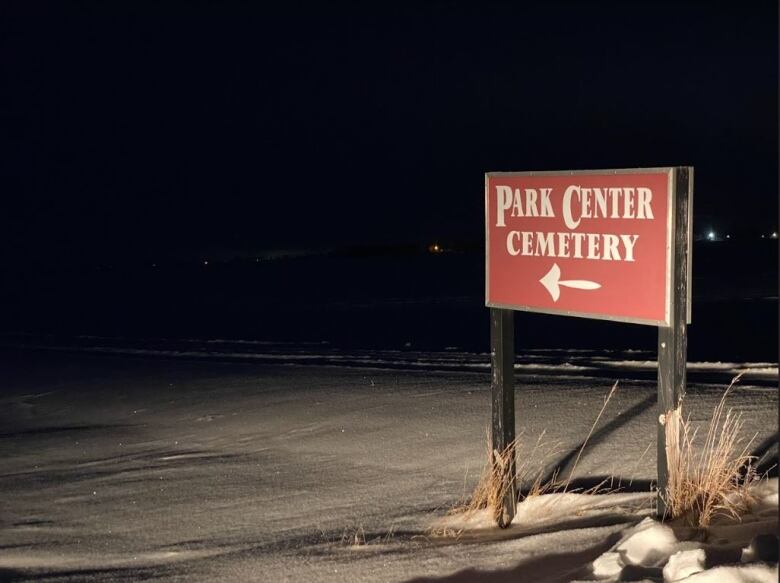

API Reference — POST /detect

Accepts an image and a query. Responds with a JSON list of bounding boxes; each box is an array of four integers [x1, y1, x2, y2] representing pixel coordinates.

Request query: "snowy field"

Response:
[[0, 348, 776, 582]]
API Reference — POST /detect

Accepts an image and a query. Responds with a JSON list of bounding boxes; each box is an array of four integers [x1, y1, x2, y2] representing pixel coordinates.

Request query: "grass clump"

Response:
[[459, 431, 561, 525], [456, 381, 620, 525], [662, 375, 760, 527]]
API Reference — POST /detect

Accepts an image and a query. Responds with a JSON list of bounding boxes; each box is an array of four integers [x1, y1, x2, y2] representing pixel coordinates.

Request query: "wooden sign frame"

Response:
[[487, 166, 693, 527]]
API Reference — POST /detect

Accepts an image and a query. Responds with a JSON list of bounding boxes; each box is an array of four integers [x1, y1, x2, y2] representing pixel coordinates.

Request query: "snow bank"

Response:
[[432, 480, 777, 583], [662, 548, 707, 581], [676, 563, 778, 582], [583, 478, 779, 582], [616, 517, 683, 566], [432, 491, 652, 538]]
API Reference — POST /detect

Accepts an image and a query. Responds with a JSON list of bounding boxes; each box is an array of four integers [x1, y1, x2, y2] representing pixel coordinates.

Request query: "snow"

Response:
[[615, 517, 681, 566], [663, 548, 707, 581], [0, 348, 776, 582], [429, 481, 777, 582], [674, 563, 778, 582]]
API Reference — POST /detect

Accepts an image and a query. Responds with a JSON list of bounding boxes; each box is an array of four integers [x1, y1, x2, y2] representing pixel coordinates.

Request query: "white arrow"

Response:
[[539, 263, 601, 302]]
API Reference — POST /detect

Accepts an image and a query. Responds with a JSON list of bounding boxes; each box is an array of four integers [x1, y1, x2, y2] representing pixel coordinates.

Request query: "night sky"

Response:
[[1, 2, 777, 267]]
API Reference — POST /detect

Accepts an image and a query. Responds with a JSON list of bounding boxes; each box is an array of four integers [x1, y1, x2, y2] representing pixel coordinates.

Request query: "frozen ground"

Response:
[[0, 348, 776, 582]]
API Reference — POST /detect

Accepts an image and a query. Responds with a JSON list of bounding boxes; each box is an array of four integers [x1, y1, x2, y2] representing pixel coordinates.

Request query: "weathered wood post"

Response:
[[490, 307, 516, 528], [656, 166, 693, 518]]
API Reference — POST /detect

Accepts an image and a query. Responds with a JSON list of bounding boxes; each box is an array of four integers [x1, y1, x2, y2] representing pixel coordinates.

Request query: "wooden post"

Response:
[[490, 307, 516, 528], [657, 166, 692, 518]]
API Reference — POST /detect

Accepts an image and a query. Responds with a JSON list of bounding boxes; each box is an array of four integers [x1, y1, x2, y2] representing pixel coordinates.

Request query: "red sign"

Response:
[[485, 168, 686, 326]]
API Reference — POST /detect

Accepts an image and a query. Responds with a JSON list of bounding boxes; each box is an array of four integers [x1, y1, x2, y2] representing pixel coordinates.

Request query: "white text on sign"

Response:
[[495, 185, 654, 262]]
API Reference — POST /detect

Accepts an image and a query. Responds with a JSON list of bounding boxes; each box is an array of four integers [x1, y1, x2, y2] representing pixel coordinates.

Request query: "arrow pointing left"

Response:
[[539, 263, 601, 302]]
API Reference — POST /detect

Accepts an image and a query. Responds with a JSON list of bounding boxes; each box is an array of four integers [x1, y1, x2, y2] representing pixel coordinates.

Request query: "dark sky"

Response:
[[1, 1, 777, 265]]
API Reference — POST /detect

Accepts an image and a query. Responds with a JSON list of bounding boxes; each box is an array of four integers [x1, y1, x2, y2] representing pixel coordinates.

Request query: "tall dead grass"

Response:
[[662, 374, 759, 527], [457, 381, 619, 523], [458, 430, 563, 524], [453, 375, 764, 531]]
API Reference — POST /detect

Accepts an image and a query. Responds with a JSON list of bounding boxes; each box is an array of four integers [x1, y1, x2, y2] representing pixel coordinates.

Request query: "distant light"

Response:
[[725, 235, 730, 239], [772, 232, 778, 239], [707, 231, 716, 241], [203, 260, 209, 265]]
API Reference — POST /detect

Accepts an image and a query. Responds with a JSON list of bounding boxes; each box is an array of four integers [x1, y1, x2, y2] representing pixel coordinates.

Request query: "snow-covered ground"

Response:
[[0, 348, 776, 582]]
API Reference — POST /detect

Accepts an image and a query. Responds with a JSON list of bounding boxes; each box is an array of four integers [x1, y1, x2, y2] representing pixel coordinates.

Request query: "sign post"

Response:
[[490, 307, 516, 528], [656, 166, 692, 518], [485, 167, 693, 526]]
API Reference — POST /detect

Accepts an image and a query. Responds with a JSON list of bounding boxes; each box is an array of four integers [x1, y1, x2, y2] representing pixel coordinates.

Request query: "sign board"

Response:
[[484, 166, 693, 525], [485, 168, 692, 327]]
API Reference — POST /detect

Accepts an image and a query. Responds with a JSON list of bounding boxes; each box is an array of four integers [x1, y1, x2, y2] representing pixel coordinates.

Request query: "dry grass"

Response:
[[563, 381, 619, 493], [339, 523, 400, 547], [662, 374, 760, 527], [453, 430, 565, 521], [446, 374, 766, 532], [340, 525, 367, 547], [451, 431, 515, 524], [453, 381, 620, 525]]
